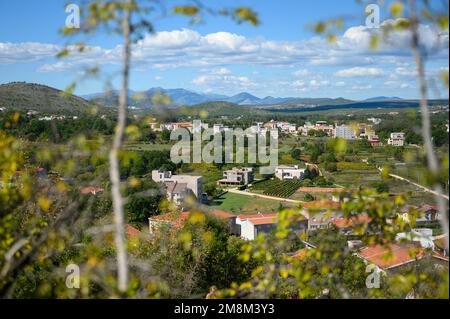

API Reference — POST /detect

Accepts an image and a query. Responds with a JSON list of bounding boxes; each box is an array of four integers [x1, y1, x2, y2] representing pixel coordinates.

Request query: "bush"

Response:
[[291, 148, 301, 160], [373, 182, 389, 194], [325, 161, 338, 172]]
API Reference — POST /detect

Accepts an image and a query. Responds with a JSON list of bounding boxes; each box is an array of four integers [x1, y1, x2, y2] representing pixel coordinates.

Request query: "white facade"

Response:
[[275, 165, 305, 180], [152, 170, 202, 198], [388, 132, 405, 147], [334, 125, 355, 139]]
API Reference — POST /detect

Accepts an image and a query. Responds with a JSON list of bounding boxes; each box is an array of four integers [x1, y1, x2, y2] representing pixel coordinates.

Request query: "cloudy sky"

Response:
[[0, 0, 448, 100]]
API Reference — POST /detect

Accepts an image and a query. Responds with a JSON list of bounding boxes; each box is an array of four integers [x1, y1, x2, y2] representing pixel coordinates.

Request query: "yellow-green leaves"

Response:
[[390, 2, 404, 18], [440, 69, 449, 89], [314, 22, 326, 34], [234, 7, 259, 26], [437, 16, 449, 30], [62, 83, 76, 97], [151, 92, 171, 106], [173, 6, 199, 16], [56, 49, 70, 58], [369, 34, 379, 50]]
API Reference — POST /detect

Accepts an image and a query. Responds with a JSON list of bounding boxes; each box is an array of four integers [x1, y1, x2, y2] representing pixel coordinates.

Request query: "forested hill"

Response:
[[0, 82, 97, 114]]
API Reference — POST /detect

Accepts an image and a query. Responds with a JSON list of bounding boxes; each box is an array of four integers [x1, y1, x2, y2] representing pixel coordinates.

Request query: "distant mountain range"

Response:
[[1, 83, 447, 116], [83, 87, 360, 107], [364, 96, 404, 102]]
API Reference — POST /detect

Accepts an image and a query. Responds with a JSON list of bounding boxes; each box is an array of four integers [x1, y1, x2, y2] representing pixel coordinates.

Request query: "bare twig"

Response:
[[409, 0, 449, 251]]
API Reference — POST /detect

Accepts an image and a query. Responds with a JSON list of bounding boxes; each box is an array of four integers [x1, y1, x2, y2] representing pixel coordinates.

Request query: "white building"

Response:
[[275, 165, 305, 180], [236, 213, 278, 240], [388, 132, 405, 147], [334, 125, 355, 139], [152, 170, 202, 206], [218, 167, 254, 186]]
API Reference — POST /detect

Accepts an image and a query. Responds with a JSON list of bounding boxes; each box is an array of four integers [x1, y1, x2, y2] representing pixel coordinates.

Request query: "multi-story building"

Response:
[[275, 165, 306, 180], [334, 125, 355, 139], [218, 167, 255, 186], [152, 170, 202, 207], [388, 132, 405, 147], [368, 134, 382, 147], [299, 121, 334, 136]]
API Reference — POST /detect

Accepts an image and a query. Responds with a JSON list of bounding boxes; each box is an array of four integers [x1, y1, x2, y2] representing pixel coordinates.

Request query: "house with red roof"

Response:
[[237, 213, 278, 240], [357, 243, 424, 271], [208, 210, 239, 234], [236, 212, 308, 240]]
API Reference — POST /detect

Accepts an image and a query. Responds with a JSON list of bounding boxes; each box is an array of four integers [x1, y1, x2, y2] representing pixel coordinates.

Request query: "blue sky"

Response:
[[0, 0, 448, 99]]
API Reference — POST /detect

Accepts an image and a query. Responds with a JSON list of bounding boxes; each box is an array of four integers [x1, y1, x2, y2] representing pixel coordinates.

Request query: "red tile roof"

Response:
[[302, 200, 340, 210], [237, 213, 278, 226], [125, 224, 142, 239], [418, 204, 438, 213], [292, 248, 309, 260], [332, 215, 371, 229], [210, 210, 236, 219], [151, 212, 190, 230], [249, 216, 278, 225], [358, 243, 424, 270], [80, 186, 104, 195], [237, 213, 278, 220]]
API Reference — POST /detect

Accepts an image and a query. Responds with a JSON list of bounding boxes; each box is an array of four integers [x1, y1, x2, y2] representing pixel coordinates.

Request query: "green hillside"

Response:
[[0, 82, 98, 114]]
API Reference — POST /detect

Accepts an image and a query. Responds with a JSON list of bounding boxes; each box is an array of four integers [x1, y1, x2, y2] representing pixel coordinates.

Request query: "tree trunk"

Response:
[[108, 0, 132, 293]]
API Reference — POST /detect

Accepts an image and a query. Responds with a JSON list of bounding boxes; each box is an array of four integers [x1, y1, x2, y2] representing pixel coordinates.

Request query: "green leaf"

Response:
[[390, 2, 404, 17], [173, 6, 199, 16], [234, 7, 259, 26], [314, 22, 326, 34], [56, 49, 70, 58]]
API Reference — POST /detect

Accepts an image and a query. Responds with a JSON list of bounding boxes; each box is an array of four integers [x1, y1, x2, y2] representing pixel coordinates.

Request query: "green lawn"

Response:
[[208, 192, 297, 215]]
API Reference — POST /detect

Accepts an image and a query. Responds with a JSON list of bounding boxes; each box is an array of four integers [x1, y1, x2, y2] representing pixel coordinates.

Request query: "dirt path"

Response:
[[377, 167, 449, 201]]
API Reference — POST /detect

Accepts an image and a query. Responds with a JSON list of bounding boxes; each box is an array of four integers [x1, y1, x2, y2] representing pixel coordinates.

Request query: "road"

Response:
[[377, 167, 449, 201]]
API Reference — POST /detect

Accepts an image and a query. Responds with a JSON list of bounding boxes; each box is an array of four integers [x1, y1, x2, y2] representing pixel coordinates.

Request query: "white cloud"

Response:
[[154, 76, 163, 81], [395, 67, 417, 77], [351, 84, 373, 90], [211, 67, 232, 76], [3, 21, 447, 73], [0, 42, 59, 64], [192, 68, 254, 92], [293, 69, 310, 77], [335, 67, 384, 77]]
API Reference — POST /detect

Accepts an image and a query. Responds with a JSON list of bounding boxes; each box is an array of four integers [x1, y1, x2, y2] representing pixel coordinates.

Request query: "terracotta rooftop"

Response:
[[125, 224, 142, 239], [292, 248, 308, 260], [237, 213, 278, 226], [418, 204, 438, 213], [249, 216, 278, 226], [302, 200, 340, 210], [237, 213, 278, 221], [332, 215, 371, 229], [80, 186, 104, 195], [358, 243, 424, 270], [210, 210, 236, 219], [151, 212, 190, 230]]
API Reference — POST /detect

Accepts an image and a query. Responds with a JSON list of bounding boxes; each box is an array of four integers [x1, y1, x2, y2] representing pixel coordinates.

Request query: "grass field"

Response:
[[208, 192, 297, 215]]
